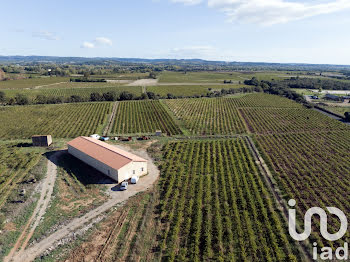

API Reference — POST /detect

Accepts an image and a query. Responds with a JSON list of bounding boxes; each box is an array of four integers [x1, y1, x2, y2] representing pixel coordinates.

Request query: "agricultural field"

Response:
[[146, 84, 246, 97], [0, 102, 112, 139], [3, 86, 142, 99], [0, 77, 69, 89], [236, 93, 303, 108], [22, 81, 129, 89], [157, 139, 300, 261], [165, 98, 246, 135], [318, 105, 350, 116], [111, 100, 182, 135], [159, 71, 244, 83], [0, 142, 42, 211], [158, 71, 294, 83], [64, 191, 158, 262], [92, 72, 150, 80], [0, 142, 45, 260], [240, 107, 349, 134], [255, 131, 350, 247]]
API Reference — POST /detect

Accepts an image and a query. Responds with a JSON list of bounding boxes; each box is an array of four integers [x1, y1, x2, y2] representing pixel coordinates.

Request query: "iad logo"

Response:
[[288, 199, 349, 260]]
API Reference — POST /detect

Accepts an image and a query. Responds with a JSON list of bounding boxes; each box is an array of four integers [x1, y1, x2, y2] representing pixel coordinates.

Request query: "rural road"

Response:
[[9, 144, 159, 262], [127, 79, 158, 86], [5, 151, 63, 262], [103, 101, 119, 136]]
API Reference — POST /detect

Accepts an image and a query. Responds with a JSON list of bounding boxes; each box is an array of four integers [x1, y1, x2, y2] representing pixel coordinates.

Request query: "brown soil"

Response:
[[63, 193, 145, 262], [3, 222, 16, 231]]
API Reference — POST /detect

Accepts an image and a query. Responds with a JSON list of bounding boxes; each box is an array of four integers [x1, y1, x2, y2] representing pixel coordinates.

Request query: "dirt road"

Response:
[[10, 144, 159, 262], [103, 101, 119, 136], [31, 82, 68, 89], [127, 79, 158, 86], [5, 151, 63, 262], [244, 136, 311, 261]]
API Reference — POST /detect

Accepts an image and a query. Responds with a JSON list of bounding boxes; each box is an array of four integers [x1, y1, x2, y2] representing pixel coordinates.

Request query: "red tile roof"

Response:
[[67, 136, 147, 170]]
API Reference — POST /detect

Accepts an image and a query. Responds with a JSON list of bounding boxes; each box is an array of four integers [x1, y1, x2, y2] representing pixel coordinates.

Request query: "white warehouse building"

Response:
[[67, 136, 147, 183]]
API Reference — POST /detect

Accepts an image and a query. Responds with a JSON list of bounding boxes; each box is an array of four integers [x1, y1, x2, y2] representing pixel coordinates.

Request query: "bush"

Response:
[[14, 94, 29, 105]]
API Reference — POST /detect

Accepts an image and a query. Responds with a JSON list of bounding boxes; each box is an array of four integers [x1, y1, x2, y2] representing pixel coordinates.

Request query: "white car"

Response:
[[90, 134, 100, 139], [120, 181, 128, 191], [131, 176, 139, 184]]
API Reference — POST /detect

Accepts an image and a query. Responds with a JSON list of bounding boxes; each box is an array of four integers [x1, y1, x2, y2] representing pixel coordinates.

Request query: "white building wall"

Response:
[[118, 161, 148, 182], [68, 145, 119, 182]]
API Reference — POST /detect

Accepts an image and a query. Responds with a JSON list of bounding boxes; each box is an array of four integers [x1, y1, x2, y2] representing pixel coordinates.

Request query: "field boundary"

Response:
[[4, 151, 62, 262], [104, 101, 119, 136]]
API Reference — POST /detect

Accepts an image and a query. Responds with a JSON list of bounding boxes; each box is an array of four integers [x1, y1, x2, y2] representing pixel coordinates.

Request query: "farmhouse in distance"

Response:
[[67, 136, 147, 183]]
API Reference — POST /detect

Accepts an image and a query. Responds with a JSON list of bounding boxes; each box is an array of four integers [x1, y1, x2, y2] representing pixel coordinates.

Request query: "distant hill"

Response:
[[0, 55, 350, 70]]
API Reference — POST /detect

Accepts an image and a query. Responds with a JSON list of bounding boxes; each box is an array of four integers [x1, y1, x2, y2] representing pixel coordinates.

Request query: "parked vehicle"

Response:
[[131, 176, 139, 184], [90, 134, 100, 139], [137, 136, 150, 140], [100, 136, 109, 141], [120, 181, 128, 190]]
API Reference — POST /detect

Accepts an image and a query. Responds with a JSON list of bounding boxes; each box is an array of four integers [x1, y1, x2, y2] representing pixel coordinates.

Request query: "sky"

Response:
[[1, 0, 350, 64]]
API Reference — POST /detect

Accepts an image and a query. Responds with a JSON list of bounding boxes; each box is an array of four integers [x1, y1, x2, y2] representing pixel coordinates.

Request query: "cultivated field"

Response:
[[158, 71, 243, 83], [0, 102, 112, 139], [111, 100, 182, 135], [158, 71, 294, 83], [0, 77, 70, 89], [146, 84, 245, 97], [157, 139, 300, 261], [165, 98, 246, 135], [0, 143, 42, 210], [240, 107, 349, 134], [319, 105, 350, 116], [236, 93, 303, 108], [255, 131, 350, 247], [3, 86, 142, 99]]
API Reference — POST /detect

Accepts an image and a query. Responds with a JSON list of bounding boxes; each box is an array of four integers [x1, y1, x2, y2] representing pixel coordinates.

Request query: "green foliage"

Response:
[[165, 98, 247, 135], [345, 112, 350, 121], [0, 91, 5, 102], [111, 100, 181, 135], [0, 77, 70, 90], [14, 93, 29, 105], [0, 102, 112, 139], [256, 131, 350, 248], [158, 139, 299, 261], [3, 86, 142, 100], [240, 107, 349, 134]]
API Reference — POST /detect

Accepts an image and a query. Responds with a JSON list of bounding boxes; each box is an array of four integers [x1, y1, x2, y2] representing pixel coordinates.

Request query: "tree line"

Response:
[[244, 77, 309, 106], [0, 86, 261, 106], [277, 77, 350, 91]]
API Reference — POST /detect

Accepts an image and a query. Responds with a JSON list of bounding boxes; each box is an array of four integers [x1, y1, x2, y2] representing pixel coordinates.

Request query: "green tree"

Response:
[[119, 91, 134, 101], [345, 112, 350, 122], [35, 95, 48, 104], [15, 94, 29, 105], [146, 92, 156, 99], [90, 92, 103, 101], [149, 72, 157, 79], [103, 91, 118, 101], [0, 91, 5, 102]]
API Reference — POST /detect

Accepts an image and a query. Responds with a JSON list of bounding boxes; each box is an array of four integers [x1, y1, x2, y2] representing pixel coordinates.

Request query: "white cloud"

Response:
[[81, 37, 112, 49], [95, 37, 113, 46], [172, 0, 350, 25], [81, 41, 95, 49], [171, 0, 202, 5], [32, 31, 59, 40]]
